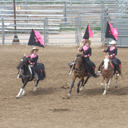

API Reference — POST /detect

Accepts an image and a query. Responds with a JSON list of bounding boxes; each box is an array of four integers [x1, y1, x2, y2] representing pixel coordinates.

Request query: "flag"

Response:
[[28, 29, 44, 47], [105, 21, 118, 41], [82, 24, 94, 41]]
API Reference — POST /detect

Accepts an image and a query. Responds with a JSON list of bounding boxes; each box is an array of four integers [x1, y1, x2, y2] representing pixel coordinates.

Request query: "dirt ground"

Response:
[[0, 44, 128, 128]]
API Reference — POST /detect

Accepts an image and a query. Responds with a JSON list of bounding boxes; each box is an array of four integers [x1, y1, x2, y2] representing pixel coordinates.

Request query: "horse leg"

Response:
[[80, 76, 89, 91], [79, 78, 84, 91], [16, 81, 28, 98], [108, 77, 112, 89], [115, 74, 118, 88], [77, 81, 81, 93], [101, 77, 104, 90], [33, 80, 39, 92], [103, 78, 109, 95], [68, 76, 76, 96], [21, 79, 25, 95]]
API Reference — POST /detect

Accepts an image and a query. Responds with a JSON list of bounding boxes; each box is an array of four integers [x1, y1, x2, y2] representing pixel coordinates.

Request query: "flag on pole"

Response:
[[82, 24, 94, 41], [28, 29, 44, 47], [105, 21, 118, 41]]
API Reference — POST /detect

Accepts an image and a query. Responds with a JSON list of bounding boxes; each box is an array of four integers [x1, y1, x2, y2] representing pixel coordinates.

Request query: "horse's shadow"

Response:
[[28, 87, 56, 96], [80, 85, 128, 96], [81, 87, 103, 96], [109, 86, 128, 95]]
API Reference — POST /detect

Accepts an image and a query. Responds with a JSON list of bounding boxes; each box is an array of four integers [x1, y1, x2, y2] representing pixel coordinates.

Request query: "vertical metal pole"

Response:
[[116, 0, 119, 18], [100, 0, 104, 45], [45, 18, 49, 45], [64, 2, 67, 27], [70, 2, 72, 23], [2, 18, 4, 46], [79, 16, 81, 45], [43, 19, 46, 46], [13, 0, 16, 34], [12, 0, 19, 43], [75, 17, 79, 46]]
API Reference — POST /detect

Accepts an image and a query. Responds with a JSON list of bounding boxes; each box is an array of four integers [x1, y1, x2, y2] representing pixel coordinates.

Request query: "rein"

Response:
[[18, 69, 32, 78], [75, 68, 85, 74]]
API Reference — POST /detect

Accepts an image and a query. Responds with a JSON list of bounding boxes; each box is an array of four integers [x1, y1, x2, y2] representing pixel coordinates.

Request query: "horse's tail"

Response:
[[41, 64, 46, 80], [120, 66, 123, 77]]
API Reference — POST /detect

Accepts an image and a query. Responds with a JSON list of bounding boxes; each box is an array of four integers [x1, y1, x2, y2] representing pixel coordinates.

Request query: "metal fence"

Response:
[[0, 0, 128, 46]]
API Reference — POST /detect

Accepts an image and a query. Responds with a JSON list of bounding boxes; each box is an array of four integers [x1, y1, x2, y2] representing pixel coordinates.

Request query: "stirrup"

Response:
[[98, 71, 101, 75]]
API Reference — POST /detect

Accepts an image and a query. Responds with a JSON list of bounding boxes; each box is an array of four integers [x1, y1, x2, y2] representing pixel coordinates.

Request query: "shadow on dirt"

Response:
[[28, 87, 56, 96], [109, 86, 128, 95], [80, 86, 128, 96], [81, 87, 103, 96]]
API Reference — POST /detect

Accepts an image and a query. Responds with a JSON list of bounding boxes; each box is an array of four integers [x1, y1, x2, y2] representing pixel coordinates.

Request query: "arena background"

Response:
[[1, 0, 128, 128], [0, 43, 128, 128]]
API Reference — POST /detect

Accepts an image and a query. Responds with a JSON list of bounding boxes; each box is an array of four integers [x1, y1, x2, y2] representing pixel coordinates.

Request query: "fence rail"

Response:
[[0, 0, 128, 46]]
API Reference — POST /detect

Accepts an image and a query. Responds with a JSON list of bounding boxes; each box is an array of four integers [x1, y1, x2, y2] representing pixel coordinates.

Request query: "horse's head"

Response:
[[75, 54, 83, 70], [103, 55, 110, 70], [17, 56, 30, 69]]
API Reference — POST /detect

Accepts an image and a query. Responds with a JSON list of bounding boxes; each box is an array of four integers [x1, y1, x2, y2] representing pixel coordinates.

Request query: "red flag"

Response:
[[82, 24, 94, 41], [105, 21, 118, 41], [28, 29, 44, 47]]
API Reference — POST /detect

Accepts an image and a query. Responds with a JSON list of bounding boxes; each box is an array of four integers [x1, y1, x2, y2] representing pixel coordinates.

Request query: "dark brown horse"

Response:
[[16, 56, 45, 98], [101, 55, 121, 95], [68, 55, 91, 96]]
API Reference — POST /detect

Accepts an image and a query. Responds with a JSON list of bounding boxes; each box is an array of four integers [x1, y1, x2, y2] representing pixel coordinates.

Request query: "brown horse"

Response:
[[101, 55, 121, 95], [68, 54, 91, 96]]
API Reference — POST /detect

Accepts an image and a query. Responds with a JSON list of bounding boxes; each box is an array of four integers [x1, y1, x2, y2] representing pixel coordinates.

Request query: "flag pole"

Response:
[[24, 44, 28, 55]]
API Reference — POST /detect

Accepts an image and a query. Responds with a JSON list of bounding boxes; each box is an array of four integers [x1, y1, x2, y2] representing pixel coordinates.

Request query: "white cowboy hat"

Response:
[[32, 47, 39, 52], [109, 40, 117, 45]]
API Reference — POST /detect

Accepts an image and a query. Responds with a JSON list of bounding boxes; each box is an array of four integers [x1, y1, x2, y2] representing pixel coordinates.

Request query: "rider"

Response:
[[98, 40, 121, 76], [24, 47, 42, 80], [78, 39, 97, 77]]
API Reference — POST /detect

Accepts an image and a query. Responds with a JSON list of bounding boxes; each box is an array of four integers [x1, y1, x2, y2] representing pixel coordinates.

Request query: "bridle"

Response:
[[17, 68, 32, 78]]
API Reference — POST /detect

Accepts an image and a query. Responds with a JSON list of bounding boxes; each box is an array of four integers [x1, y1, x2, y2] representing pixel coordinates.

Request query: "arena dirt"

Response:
[[0, 44, 128, 128]]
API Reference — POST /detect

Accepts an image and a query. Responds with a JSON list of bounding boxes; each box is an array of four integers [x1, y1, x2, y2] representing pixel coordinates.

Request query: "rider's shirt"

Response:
[[79, 46, 91, 58], [29, 53, 38, 66], [104, 46, 117, 58]]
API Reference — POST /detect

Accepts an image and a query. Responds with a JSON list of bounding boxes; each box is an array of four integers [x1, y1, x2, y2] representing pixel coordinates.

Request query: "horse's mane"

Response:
[[76, 54, 82, 57]]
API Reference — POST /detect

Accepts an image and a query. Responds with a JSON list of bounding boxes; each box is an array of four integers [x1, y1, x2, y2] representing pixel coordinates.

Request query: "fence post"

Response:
[[2, 18, 5, 46], [78, 16, 81, 45], [116, 0, 119, 18], [64, 2, 67, 27], [43, 18, 49, 46], [100, 0, 104, 45], [75, 17, 80, 46]]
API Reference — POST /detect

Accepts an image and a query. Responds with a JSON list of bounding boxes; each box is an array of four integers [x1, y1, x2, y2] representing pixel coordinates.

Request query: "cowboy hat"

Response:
[[83, 39, 91, 46], [109, 40, 117, 45], [31, 47, 39, 52]]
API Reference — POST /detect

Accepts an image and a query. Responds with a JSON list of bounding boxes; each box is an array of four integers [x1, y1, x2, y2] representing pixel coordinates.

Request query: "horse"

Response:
[[68, 54, 92, 96], [16, 56, 45, 98], [101, 55, 121, 95]]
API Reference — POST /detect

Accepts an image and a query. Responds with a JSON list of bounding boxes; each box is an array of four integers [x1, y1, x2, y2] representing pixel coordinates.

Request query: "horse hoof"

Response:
[[68, 93, 71, 96], [103, 92, 106, 95], [33, 87, 37, 92], [22, 90, 25, 95], [79, 86, 84, 91], [101, 83, 104, 86], [16, 95, 19, 99], [115, 85, 118, 88]]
